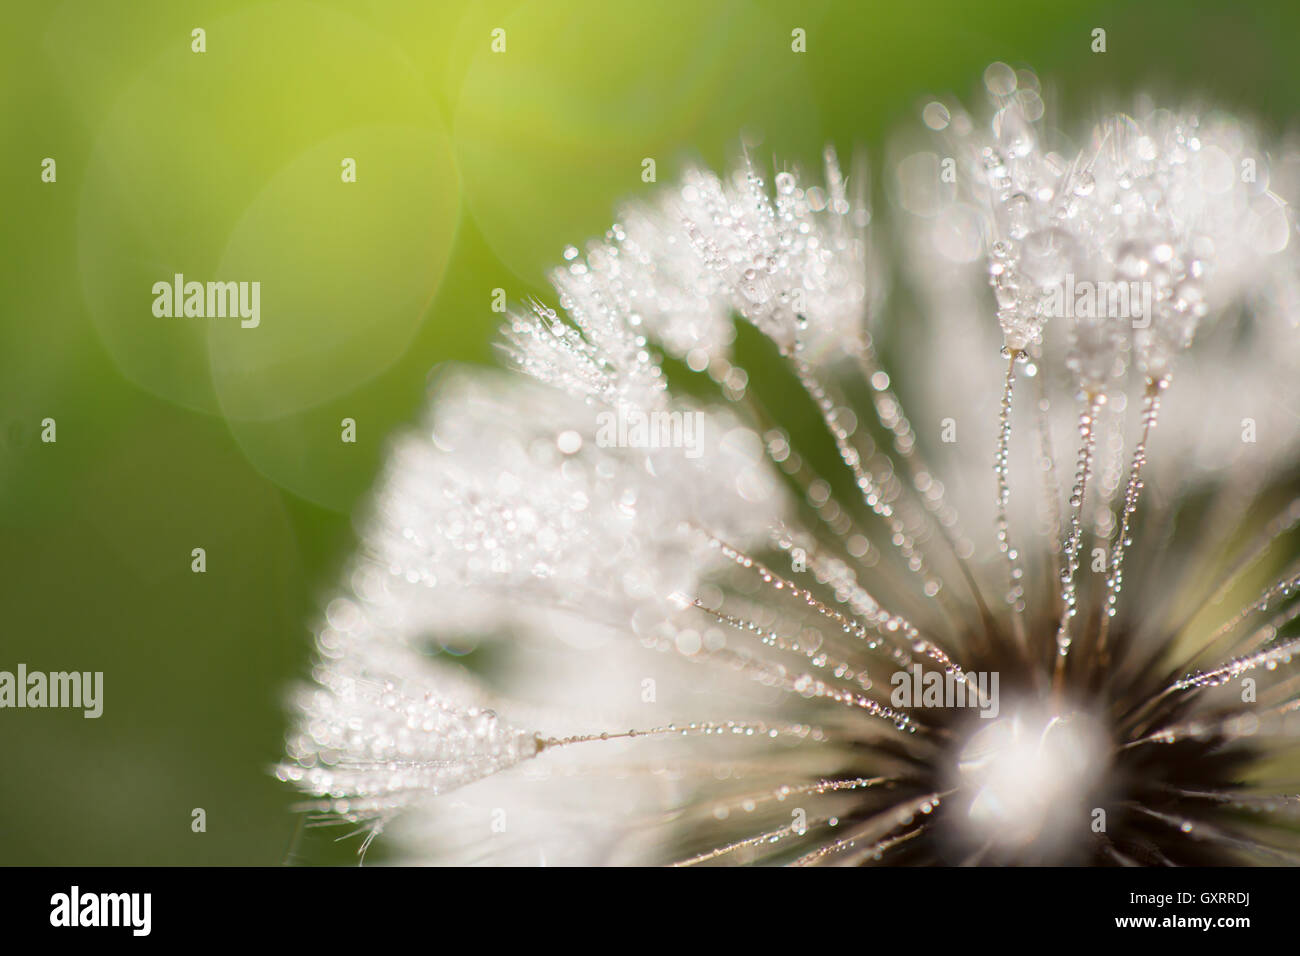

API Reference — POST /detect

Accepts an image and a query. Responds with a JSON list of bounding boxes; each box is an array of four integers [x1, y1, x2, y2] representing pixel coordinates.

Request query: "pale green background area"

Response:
[[1, 0, 1297, 864]]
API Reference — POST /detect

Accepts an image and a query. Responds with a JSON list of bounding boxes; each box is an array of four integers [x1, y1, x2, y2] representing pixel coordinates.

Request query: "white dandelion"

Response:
[[279, 64, 1300, 866]]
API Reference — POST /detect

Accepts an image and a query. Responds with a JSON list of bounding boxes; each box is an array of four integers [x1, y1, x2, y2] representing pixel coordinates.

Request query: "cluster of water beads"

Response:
[[771, 530, 876, 610], [789, 357, 946, 597], [701, 532, 916, 644], [789, 792, 943, 866], [698, 601, 871, 683], [692, 604, 918, 730], [761, 446, 901, 612], [674, 775, 901, 866], [691, 532, 942, 731], [669, 148, 871, 360], [1123, 701, 1300, 750], [279, 673, 544, 822], [540, 721, 828, 752], [1097, 378, 1166, 657], [993, 348, 1029, 644], [863, 360, 971, 564], [673, 814, 839, 866], [1054, 393, 1104, 660], [502, 298, 666, 413], [1227, 590, 1300, 669], [1171, 634, 1300, 692], [1031, 387, 1066, 587]]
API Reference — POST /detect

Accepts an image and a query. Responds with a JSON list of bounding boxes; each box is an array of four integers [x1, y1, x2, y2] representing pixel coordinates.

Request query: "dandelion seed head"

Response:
[[281, 65, 1300, 866]]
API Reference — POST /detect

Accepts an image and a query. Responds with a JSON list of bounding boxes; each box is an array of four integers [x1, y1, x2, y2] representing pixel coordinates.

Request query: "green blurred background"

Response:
[[2, 0, 1298, 864]]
